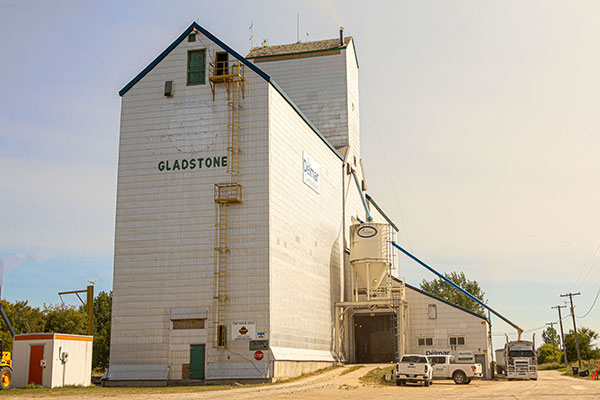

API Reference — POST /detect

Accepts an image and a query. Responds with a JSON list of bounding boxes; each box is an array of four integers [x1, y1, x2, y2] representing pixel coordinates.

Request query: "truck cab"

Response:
[[496, 340, 537, 380]]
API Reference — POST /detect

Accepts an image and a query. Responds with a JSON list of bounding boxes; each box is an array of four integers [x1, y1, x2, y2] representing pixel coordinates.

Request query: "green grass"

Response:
[[339, 365, 364, 376], [0, 365, 343, 397], [0, 384, 234, 398], [538, 362, 566, 371], [358, 367, 395, 386], [562, 359, 600, 378], [274, 365, 340, 384]]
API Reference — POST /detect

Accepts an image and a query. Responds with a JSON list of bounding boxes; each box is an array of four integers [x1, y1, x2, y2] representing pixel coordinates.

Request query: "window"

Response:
[[215, 52, 229, 76], [187, 50, 206, 85], [418, 337, 433, 346], [449, 336, 465, 346], [428, 304, 437, 319], [429, 356, 446, 365], [401, 355, 427, 363], [172, 319, 205, 330], [188, 33, 196, 42]]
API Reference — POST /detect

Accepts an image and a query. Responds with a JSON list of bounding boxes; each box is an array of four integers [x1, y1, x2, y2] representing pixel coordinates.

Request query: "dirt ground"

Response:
[[6, 365, 600, 400]]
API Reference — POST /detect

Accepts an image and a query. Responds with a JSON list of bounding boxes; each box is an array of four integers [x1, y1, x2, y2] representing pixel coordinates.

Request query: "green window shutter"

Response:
[[188, 50, 205, 85]]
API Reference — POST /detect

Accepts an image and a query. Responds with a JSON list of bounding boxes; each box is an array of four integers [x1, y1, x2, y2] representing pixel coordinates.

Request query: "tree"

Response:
[[0, 294, 113, 371], [420, 271, 486, 316], [542, 326, 560, 348], [537, 343, 563, 364], [92, 291, 112, 370], [43, 303, 88, 335], [0, 300, 45, 352], [564, 327, 600, 362]]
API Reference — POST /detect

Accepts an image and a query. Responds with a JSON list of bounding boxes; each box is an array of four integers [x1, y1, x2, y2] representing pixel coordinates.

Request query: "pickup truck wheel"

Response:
[[424, 380, 429, 387], [466, 378, 472, 384], [453, 370, 467, 385]]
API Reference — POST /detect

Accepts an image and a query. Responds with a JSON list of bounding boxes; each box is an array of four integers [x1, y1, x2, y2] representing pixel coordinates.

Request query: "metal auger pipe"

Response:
[[391, 241, 524, 340]]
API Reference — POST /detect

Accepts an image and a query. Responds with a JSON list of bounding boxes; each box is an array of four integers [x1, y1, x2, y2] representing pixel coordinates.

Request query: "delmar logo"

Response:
[[303, 151, 320, 193], [357, 225, 377, 238]]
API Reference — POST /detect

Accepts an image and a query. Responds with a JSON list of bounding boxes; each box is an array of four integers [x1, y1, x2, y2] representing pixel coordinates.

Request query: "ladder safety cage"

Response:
[[209, 57, 245, 348]]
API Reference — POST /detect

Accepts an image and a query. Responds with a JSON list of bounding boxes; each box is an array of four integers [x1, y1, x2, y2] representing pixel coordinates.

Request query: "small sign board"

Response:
[[231, 321, 256, 340], [249, 340, 269, 351], [457, 351, 474, 362], [254, 350, 264, 361], [303, 151, 320, 194]]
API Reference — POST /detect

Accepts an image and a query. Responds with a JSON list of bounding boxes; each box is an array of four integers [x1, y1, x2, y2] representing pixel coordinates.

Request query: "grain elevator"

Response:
[[108, 22, 492, 384]]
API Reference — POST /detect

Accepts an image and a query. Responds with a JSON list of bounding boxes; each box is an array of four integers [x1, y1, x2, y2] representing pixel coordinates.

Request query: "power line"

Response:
[[569, 240, 600, 291], [576, 285, 600, 319], [359, 70, 413, 252]]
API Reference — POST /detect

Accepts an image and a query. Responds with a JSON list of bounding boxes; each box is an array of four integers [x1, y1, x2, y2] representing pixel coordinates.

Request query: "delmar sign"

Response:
[[303, 151, 320, 193], [231, 321, 256, 340]]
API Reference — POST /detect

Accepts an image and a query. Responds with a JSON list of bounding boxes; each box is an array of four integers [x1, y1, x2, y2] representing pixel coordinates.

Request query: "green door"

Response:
[[190, 344, 205, 379]]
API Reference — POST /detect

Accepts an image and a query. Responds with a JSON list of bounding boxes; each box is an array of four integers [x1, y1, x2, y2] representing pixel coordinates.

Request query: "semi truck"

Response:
[[495, 340, 537, 380]]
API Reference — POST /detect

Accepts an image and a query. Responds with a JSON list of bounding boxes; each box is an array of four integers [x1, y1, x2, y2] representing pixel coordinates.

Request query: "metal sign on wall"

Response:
[[231, 321, 256, 340], [249, 340, 269, 351], [303, 151, 320, 193]]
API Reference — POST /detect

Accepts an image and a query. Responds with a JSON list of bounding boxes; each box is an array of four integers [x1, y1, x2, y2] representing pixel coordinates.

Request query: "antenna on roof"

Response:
[[297, 13, 300, 43], [249, 20, 254, 50]]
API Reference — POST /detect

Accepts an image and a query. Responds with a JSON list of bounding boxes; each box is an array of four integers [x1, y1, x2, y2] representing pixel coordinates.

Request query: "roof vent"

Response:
[[339, 26, 344, 47]]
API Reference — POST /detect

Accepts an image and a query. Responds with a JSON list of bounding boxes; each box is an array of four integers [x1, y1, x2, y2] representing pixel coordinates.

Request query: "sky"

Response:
[[1, 0, 599, 343]]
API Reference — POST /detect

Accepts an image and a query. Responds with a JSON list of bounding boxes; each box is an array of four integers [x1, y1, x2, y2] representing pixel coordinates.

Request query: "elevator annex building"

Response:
[[107, 22, 492, 384]]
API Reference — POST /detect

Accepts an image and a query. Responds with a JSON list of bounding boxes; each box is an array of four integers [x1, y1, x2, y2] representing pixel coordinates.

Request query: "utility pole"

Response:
[[561, 292, 582, 369], [58, 284, 94, 336], [545, 322, 557, 362], [552, 305, 569, 367]]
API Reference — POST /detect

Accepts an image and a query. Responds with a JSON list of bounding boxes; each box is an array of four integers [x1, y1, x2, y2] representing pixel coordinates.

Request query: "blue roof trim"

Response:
[[119, 22, 269, 97], [365, 193, 399, 232], [397, 278, 488, 322], [118, 22, 343, 161], [269, 80, 343, 161]]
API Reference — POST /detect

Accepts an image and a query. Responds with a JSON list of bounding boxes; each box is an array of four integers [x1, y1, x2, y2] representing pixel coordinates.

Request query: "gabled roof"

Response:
[[246, 37, 352, 59], [118, 22, 343, 161], [119, 22, 268, 97], [396, 278, 488, 322]]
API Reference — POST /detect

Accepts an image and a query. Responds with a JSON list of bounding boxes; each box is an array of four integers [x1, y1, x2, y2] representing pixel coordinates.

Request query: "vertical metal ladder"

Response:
[[209, 59, 244, 348]]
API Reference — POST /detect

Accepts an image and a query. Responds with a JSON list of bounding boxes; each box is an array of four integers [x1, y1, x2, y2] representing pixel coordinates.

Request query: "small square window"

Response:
[[188, 33, 196, 42], [449, 336, 465, 346], [418, 337, 433, 346]]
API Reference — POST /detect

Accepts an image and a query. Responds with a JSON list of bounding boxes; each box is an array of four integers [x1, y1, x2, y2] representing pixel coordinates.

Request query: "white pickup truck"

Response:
[[394, 354, 433, 387], [427, 354, 483, 384]]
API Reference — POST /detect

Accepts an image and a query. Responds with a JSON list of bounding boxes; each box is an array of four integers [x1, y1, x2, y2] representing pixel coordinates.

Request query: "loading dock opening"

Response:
[[354, 313, 394, 363]]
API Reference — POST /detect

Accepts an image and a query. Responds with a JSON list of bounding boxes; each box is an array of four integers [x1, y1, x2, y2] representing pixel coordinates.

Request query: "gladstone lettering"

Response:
[[157, 156, 228, 172]]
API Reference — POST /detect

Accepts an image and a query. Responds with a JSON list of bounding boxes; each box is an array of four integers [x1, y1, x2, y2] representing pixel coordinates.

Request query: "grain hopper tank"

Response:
[[349, 221, 393, 299]]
